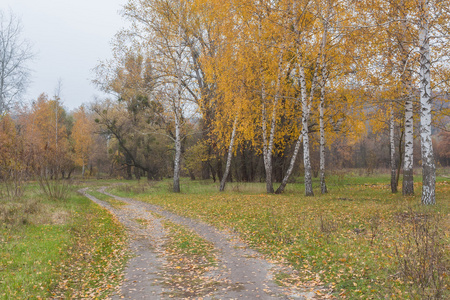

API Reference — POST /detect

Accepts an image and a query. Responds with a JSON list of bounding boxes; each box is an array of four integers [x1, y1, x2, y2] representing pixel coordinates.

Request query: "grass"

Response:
[[109, 172, 450, 299], [160, 219, 218, 298], [0, 183, 128, 299], [86, 189, 127, 208]]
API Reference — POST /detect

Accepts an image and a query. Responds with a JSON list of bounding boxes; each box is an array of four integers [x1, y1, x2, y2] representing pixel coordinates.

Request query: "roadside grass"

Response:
[[161, 219, 219, 298], [86, 189, 127, 208], [0, 183, 128, 299], [110, 173, 450, 299]]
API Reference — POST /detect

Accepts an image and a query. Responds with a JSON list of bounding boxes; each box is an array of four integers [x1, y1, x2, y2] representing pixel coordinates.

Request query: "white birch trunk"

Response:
[[173, 111, 181, 193], [261, 89, 274, 194], [220, 116, 238, 192], [173, 1, 182, 193], [419, 0, 435, 204], [299, 63, 314, 196], [402, 98, 414, 195], [319, 23, 328, 195], [319, 87, 327, 194], [273, 2, 304, 195], [261, 51, 284, 194], [275, 132, 303, 194], [398, 7, 414, 196], [390, 105, 397, 193]]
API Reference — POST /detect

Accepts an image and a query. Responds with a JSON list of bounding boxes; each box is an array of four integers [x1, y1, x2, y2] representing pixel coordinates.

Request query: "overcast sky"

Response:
[[2, 0, 127, 111]]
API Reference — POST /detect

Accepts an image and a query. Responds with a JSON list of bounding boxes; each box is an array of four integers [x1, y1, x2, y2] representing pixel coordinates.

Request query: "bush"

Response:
[[395, 209, 449, 299]]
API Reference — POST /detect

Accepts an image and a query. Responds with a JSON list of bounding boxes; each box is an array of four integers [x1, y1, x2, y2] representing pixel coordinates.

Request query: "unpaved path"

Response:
[[79, 188, 328, 299]]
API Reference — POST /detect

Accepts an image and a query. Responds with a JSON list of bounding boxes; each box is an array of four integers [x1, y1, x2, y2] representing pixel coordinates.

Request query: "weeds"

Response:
[[0, 169, 26, 201], [369, 213, 381, 245], [116, 181, 155, 195], [395, 209, 448, 299], [318, 214, 338, 236], [38, 175, 73, 201], [0, 198, 40, 227]]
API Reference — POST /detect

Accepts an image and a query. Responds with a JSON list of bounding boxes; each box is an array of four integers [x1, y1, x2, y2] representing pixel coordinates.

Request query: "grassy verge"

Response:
[[161, 219, 219, 298], [87, 189, 127, 208], [109, 174, 449, 299], [0, 183, 128, 299]]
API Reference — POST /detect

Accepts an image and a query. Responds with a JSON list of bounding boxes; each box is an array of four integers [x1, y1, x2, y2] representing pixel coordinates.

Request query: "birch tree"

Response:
[[219, 116, 238, 191], [418, 0, 434, 204], [389, 105, 397, 193], [416, 0, 450, 204]]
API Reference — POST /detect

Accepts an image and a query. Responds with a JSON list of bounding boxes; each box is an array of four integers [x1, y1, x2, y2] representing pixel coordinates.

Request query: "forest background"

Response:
[[2, 0, 449, 202], [1, 1, 450, 298]]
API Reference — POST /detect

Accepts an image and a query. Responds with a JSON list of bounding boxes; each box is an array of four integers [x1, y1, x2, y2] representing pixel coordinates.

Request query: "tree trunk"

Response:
[[396, 128, 404, 187], [319, 26, 328, 194], [209, 163, 216, 182], [135, 167, 141, 181], [418, 2, 435, 204], [402, 98, 414, 195], [173, 4, 182, 193], [261, 99, 274, 193], [319, 90, 327, 194], [390, 106, 397, 193], [67, 167, 74, 179], [299, 63, 314, 196], [261, 52, 284, 194], [126, 165, 132, 180], [398, 12, 414, 196], [220, 117, 238, 191], [275, 134, 302, 194], [173, 115, 181, 193]]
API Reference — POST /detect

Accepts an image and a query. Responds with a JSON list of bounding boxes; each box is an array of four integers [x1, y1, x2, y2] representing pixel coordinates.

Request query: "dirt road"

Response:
[[79, 188, 328, 299]]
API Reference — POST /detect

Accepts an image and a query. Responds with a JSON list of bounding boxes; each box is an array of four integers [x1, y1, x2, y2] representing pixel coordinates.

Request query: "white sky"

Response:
[[2, 0, 127, 111]]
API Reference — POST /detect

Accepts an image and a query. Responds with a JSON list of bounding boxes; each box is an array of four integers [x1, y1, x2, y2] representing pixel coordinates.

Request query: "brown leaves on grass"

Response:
[[134, 180, 449, 299], [51, 206, 128, 299], [160, 221, 220, 299]]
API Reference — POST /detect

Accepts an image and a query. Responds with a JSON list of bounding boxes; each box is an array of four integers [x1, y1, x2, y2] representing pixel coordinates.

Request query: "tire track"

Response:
[[82, 187, 328, 299]]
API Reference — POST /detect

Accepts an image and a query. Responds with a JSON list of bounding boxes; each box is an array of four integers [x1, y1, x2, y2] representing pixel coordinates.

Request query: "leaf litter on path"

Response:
[[81, 187, 332, 299]]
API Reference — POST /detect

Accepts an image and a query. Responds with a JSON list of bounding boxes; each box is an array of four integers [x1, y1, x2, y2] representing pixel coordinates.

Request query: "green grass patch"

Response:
[[114, 173, 449, 299], [87, 189, 127, 208], [161, 219, 218, 298], [164, 220, 215, 260], [134, 218, 152, 227], [0, 183, 128, 299]]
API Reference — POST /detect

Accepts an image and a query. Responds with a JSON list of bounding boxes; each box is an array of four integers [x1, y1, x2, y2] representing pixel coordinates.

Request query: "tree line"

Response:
[[1, 1, 449, 205], [92, 0, 449, 205]]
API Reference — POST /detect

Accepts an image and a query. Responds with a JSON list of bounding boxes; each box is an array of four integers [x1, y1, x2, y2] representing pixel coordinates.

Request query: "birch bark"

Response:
[[402, 97, 414, 196], [173, 108, 181, 193], [319, 19, 328, 195], [299, 62, 314, 196], [261, 87, 274, 194], [220, 116, 238, 192], [399, 10, 414, 196], [418, 0, 435, 204], [173, 1, 183, 193], [390, 105, 397, 193], [275, 133, 303, 194], [261, 51, 284, 194]]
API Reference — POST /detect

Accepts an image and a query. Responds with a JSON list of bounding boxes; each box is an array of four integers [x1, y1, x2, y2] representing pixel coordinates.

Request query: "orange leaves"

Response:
[[0, 114, 19, 167], [72, 106, 95, 169]]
